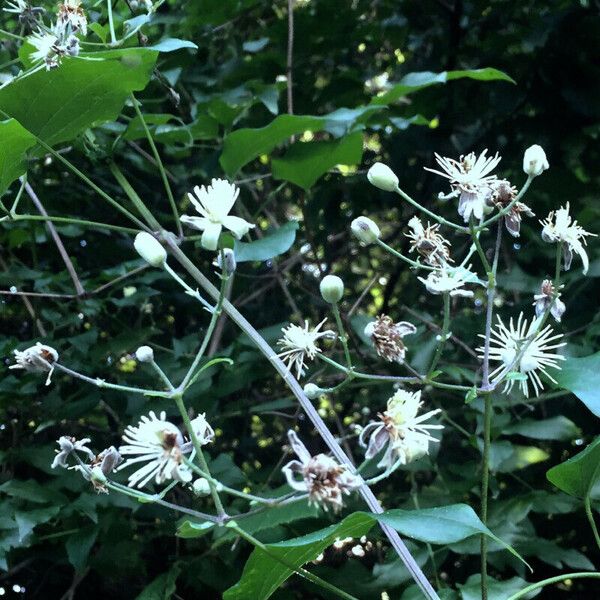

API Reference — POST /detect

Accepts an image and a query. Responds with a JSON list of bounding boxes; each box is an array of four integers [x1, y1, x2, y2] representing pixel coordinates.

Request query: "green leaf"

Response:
[[148, 38, 198, 52], [234, 221, 299, 262], [504, 416, 580, 440], [0, 49, 157, 148], [272, 131, 363, 189], [371, 68, 515, 105], [66, 525, 98, 572], [15, 506, 60, 542], [177, 520, 215, 539], [458, 575, 540, 600], [553, 352, 600, 417], [220, 114, 324, 175], [0, 479, 68, 504], [547, 436, 600, 500], [0, 119, 36, 196], [134, 563, 181, 600]]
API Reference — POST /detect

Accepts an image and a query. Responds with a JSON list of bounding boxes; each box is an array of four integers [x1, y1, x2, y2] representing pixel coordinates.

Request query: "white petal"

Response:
[[201, 222, 223, 250], [180, 215, 210, 232], [222, 215, 255, 239]]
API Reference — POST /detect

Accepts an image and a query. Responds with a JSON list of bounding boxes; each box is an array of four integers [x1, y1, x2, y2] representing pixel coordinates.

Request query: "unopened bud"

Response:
[[134, 232, 167, 268], [367, 162, 399, 192], [217, 248, 236, 275], [303, 383, 323, 399], [135, 345, 154, 363], [90, 466, 107, 486], [351, 216, 380, 245], [320, 275, 344, 304], [523, 145, 549, 177], [99, 446, 122, 476], [192, 477, 211, 496]]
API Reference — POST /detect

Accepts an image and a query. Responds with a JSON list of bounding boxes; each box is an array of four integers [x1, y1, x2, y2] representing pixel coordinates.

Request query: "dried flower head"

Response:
[[75, 446, 123, 493], [56, 0, 86, 35], [405, 216, 452, 267], [180, 179, 255, 250], [479, 312, 566, 397], [118, 411, 212, 488], [282, 430, 360, 512], [364, 315, 416, 364], [277, 319, 334, 379], [51, 435, 94, 469], [491, 180, 534, 238], [541, 202, 596, 274], [418, 266, 476, 298], [10, 342, 59, 385], [359, 389, 443, 470], [425, 150, 501, 223], [533, 280, 566, 322]]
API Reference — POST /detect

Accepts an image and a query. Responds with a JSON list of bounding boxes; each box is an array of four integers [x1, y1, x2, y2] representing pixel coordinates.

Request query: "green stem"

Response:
[[164, 262, 214, 310], [376, 238, 435, 271], [394, 185, 467, 232], [0, 28, 24, 41], [480, 393, 492, 600], [584, 497, 600, 552], [130, 93, 182, 238], [173, 394, 226, 517], [107, 0, 117, 45], [228, 523, 360, 600], [149, 360, 175, 391], [427, 293, 450, 376], [470, 218, 492, 274], [505, 572, 600, 600], [331, 303, 353, 369], [9, 213, 139, 235]]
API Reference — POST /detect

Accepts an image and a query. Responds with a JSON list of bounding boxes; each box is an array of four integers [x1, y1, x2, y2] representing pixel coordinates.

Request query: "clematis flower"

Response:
[[51, 436, 95, 469], [118, 411, 213, 488], [418, 266, 477, 298], [490, 180, 534, 238], [56, 0, 87, 35], [425, 150, 501, 223], [359, 389, 442, 471], [478, 312, 566, 397], [180, 179, 255, 251], [277, 319, 334, 379], [405, 216, 452, 267], [541, 203, 596, 275], [364, 315, 416, 364], [282, 430, 360, 512], [29, 29, 62, 69], [10, 342, 59, 385], [533, 280, 565, 322]]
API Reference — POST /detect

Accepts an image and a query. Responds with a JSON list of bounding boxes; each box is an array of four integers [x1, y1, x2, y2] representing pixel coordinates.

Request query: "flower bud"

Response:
[[90, 466, 107, 486], [367, 162, 399, 192], [351, 216, 380, 245], [216, 248, 236, 275], [303, 383, 323, 399], [135, 345, 154, 363], [192, 477, 211, 496], [134, 232, 167, 268], [523, 145, 549, 177], [319, 275, 344, 304]]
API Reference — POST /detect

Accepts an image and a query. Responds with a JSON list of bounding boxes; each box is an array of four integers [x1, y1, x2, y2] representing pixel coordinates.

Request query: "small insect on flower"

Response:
[[10, 342, 59, 385], [364, 315, 416, 364], [277, 319, 334, 379], [541, 202, 596, 275], [533, 280, 566, 322], [282, 430, 360, 512], [405, 216, 452, 267], [359, 389, 443, 471], [425, 150, 501, 223], [118, 411, 214, 488], [479, 312, 566, 397], [490, 180, 534, 238], [180, 179, 255, 251], [51, 436, 95, 469], [418, 266, 476, 298]]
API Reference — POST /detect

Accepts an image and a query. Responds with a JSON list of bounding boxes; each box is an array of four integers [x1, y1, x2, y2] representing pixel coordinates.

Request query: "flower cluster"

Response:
[[282, 430, 361, 512]]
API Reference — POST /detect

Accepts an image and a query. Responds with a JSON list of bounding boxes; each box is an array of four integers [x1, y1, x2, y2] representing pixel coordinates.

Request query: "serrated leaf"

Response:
[[553, 352, 600, 417], [0, 119, 36, 195], [546, 436, 600, 500], [272, 131, 363, 189], [234, 221, 299, 262]]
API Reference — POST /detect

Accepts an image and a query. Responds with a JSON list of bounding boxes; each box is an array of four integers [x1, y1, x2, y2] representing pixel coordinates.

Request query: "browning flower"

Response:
[[282, 430, 360, 512], [491, 180, 534, 238], [533, 280, 566, 322], [10, 342, 59, 385], [364, 315, 417, 364], [405, 216, 452, 267]]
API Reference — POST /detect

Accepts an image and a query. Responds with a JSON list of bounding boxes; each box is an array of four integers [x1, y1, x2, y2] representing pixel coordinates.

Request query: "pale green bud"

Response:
[[523, 145, 549, 177], [303, 383, 323, 399], [367, 162, 399, 192], [135, 345, 154, 363], [351, 216, 380, 245], [192, 477, 211, 497], [319, 275, 344, 303], [134, 232, 167, 268]]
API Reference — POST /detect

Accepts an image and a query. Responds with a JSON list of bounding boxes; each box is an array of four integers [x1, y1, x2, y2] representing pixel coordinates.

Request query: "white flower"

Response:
[[418, 266, 477, 297], [3, 0, 28, 14], [134, 232, 167, 268], [367, 162, 399, 192], [319, 274, 344, 304], [189, 413, 215, 445], [180, 179, 255, 251], [51, 436, 95, 469], [533, 280, 566, 322], [282, 430, 360, 512], [479, 313, 566, 397], [351, 216, 381, 245], [118, 411, 203, 488], [359, 390, 443, 470], [29, 30, 62, 70], [425, 150, 501, 223], [277, 319, 334, 379], [10, 342, 59, 385], [541, 203, 596, 275], [523, 145, 549, 177], [57, 0, 87, 35], [405, 216, 452, 267]]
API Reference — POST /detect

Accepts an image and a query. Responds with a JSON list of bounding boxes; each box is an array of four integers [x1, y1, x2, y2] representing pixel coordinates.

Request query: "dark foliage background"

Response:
[[1, 0, 599, 598]]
